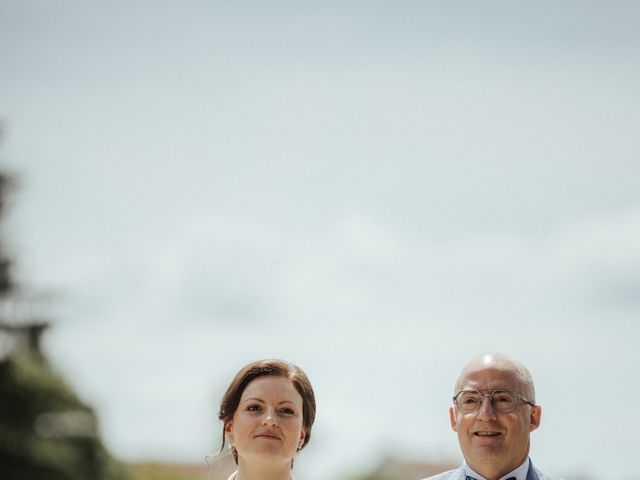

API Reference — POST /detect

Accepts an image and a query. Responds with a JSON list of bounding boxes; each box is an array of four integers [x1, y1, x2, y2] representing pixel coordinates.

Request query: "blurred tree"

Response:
[[0, 140, 129, 479]]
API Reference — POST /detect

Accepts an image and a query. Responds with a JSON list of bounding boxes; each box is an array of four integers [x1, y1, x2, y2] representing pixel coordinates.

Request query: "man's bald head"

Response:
[[449, 353, 542, 479], [454, 353, 536, 402]]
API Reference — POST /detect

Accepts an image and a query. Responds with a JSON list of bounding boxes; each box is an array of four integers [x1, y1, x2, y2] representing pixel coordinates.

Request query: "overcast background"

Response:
[[1, 1, 639, 479]]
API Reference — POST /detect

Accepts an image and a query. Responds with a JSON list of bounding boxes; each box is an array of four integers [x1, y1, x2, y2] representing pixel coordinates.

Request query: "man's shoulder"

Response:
[[534, 471, 566, 480], [420, 467, 466, 480], [419, 465, 565, 480], [531, 464, 566, 480]]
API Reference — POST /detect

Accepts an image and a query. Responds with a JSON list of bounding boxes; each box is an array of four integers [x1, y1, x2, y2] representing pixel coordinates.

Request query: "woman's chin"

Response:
[[239, 449, 296, 466]]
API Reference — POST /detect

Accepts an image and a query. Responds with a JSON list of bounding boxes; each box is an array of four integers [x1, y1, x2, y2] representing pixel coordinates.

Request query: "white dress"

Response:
[[226, 471, 295, 480]]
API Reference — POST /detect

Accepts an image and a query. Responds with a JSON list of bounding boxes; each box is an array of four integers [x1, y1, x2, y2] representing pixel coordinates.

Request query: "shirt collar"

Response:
[[463, 457, 530, 480]]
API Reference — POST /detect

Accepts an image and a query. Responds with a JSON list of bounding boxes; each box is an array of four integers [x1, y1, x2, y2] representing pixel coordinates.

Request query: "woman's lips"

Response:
[[254, 433, 281, 440]]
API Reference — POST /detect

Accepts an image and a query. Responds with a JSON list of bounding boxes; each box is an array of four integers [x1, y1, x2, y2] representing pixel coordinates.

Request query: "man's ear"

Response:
[[529, 405, 542, 432], [449, 406, 458, 432]]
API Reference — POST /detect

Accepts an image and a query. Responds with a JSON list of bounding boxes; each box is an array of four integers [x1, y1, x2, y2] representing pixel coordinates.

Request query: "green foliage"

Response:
[[0, 351, 130, 480], [0, 162, 128, 479]]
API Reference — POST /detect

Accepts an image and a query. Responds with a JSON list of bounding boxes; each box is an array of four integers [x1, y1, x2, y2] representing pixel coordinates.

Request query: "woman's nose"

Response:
[[261, 410, 277, 426]]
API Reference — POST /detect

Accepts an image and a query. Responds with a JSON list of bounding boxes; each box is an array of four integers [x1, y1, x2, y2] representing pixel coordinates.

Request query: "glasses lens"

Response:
[[455, 390, 518, 413], [456, 391, 482, 413], [490, 391, 518, 412]]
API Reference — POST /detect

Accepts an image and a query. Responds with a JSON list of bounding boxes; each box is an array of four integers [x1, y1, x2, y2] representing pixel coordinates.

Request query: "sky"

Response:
[[1, 1, 639, 479]]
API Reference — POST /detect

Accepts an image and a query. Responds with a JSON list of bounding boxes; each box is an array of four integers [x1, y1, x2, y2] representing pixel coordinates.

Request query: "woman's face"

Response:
[[226, 375, 306, 467]]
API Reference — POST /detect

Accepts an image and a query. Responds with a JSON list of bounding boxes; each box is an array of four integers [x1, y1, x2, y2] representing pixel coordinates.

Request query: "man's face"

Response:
[[449, 364, 541, 479]]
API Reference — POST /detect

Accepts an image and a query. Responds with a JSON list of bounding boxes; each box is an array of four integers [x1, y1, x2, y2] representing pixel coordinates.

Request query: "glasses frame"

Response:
[[452, 389, 535, 414]]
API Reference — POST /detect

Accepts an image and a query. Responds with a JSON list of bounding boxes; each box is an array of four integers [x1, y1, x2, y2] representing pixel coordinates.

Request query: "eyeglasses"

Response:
[[453, 389, 535, 414]]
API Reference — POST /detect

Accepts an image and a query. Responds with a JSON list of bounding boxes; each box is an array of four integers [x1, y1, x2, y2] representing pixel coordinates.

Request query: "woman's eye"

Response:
[[247, 404, 262, 412], [279, 408, 295, 415]]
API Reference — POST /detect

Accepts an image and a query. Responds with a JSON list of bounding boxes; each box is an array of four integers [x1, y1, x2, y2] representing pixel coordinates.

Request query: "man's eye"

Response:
[[493, 393, 515, 403], [462, 396, 480, 404]]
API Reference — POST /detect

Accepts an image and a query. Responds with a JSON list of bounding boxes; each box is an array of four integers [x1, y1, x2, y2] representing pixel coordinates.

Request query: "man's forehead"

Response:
[[458, 364, 521, 389]]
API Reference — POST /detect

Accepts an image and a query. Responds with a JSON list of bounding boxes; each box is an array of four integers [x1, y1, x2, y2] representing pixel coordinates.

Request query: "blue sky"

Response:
[[1, 2, 639, 479]]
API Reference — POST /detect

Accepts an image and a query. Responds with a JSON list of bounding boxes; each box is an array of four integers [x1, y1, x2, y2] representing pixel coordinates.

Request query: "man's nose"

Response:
[[261, 409, 277, 426], [476, 395, 497, 421]]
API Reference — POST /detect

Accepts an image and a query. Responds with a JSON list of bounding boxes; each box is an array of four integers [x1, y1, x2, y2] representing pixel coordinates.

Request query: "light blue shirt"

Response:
[[463, 457, 530, 480]]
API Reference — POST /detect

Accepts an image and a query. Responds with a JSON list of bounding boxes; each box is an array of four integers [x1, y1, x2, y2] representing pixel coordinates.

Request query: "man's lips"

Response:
[[473, 431, 502, 437]]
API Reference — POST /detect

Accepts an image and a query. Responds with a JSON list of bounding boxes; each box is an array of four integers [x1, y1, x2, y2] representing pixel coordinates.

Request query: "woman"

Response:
[[218, 359, 316, 480]]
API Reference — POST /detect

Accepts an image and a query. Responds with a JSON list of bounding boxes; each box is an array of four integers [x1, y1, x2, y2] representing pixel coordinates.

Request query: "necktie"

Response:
[[466, 477, 516, 480]]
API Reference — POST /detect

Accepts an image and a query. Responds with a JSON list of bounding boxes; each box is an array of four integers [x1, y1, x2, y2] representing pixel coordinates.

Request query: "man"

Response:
[[423, 353, 563, 480]]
